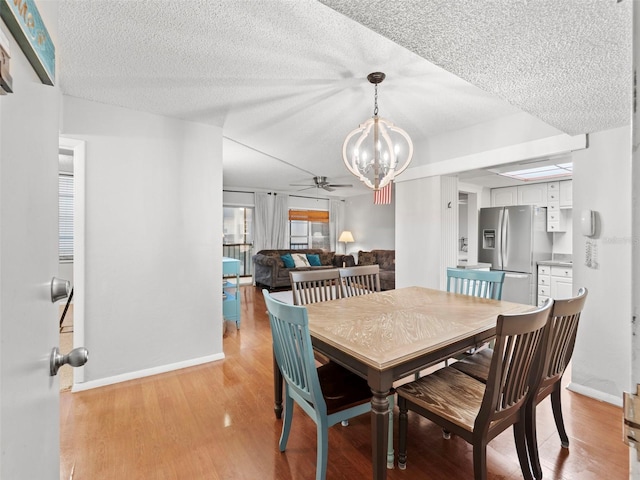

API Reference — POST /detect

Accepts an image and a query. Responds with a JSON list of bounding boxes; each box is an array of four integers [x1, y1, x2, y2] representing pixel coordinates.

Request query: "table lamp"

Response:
[[338, 230, 354, 255]]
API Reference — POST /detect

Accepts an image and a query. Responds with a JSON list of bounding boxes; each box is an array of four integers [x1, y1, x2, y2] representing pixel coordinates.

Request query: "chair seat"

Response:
[[317, 361, 373, 415], [450, 348, 492, 383], [396, 366, 486, 432]]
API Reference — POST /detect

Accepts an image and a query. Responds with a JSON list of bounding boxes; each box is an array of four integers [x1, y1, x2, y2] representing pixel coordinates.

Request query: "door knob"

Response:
[[51, 277, 71, 303], [50, 346, 88, 376]]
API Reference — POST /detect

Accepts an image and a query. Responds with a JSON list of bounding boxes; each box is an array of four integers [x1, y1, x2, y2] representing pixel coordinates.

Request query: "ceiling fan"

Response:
[[290, 176, 352, 192]]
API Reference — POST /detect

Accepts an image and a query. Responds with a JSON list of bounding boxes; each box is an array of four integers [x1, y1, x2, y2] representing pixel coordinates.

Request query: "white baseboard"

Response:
[[566, 381, 622, 407], [71, 352, 225, 392]]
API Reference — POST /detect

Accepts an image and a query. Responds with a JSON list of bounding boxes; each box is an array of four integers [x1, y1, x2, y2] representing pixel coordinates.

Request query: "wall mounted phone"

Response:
[[580, 209, 595, 237]]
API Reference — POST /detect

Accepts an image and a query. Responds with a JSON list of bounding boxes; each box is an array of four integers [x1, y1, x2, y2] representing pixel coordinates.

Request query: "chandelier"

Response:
[[342, 72, 414, 190]]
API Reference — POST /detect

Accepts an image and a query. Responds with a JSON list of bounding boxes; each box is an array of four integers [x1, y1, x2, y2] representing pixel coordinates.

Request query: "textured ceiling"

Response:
[[58, 0, 632, 197], [320, 0, 632, 136]]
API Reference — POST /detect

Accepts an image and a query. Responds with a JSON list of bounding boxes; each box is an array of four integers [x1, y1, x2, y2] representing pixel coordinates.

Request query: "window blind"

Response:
[[59, 174, 73, 261], [288, 210, 329, 222]]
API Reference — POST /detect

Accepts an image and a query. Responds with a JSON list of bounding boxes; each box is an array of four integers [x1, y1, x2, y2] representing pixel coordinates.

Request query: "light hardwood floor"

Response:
[[60, 286, 628, 479]]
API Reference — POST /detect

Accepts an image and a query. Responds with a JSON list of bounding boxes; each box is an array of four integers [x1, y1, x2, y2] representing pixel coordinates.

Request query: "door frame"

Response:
[[59, 136, 86, 386]]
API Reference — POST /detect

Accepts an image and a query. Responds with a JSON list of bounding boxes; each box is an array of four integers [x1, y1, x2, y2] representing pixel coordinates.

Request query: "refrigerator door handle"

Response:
[[501, 208, 509, 270], [496, 209, 503, 269]]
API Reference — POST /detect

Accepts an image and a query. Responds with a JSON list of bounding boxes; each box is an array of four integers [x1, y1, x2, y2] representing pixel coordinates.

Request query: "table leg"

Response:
[[371, 389, 390, 480], [273, 352, 283, 419]]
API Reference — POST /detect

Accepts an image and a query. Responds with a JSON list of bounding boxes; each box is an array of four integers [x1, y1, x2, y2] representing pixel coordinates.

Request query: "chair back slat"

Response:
[[289, 269, 341, 306], [339, 265, 381, 297], [537, 288, 588, 389], [478, 300, 552, 425], [446, 268, 505, 300], [263, 290, 326, 412]]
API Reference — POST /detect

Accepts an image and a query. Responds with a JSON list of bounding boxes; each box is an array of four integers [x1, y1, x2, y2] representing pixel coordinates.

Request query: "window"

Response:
[[223, 206, 254, 276], [289, 209, 329, 250], [223, 206, 253, 245], [59, 173, 74, 262]]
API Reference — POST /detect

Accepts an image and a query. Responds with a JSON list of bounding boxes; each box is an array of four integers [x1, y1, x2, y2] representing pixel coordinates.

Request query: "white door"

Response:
[[0, 11, 61, 478]]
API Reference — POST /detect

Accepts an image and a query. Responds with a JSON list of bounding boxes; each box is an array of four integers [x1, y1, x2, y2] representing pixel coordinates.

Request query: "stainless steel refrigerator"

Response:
[[478, 205, 552, 305]]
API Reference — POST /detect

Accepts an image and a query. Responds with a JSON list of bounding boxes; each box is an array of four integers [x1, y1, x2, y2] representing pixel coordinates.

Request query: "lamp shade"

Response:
[[338, 231, 354, 243]]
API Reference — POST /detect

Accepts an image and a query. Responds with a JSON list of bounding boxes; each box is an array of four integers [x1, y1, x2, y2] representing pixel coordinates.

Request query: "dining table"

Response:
[[271, 286, 533, 480]]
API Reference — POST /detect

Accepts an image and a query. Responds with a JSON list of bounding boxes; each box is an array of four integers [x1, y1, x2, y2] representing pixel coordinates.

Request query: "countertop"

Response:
[[538, 253, 573, 267], [538, 254, 573, 267], [538, 260, 573, 267]]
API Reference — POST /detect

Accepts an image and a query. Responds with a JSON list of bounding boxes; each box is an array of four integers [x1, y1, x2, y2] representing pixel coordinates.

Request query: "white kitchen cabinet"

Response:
[[550, 265, 573, 299], [491, 186, 517, 206], [546, 182, 565, 232], [537, 264, 572, 306], [491, 181, 572, 205], [559, 180, 572, 208], [517, 183, 547, 207]]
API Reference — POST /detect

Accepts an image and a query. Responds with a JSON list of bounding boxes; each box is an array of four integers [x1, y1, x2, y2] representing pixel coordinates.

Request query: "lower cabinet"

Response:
[[537, 264, 572, 306]]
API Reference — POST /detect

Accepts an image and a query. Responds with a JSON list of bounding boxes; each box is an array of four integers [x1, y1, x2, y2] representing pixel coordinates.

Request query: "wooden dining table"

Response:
[[271, 286, 532, 480]]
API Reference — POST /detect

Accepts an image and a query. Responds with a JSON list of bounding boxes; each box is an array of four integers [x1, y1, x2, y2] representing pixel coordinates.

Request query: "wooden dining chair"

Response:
[[446, 267, 505, 300], [289, 269, 342, 306], [337, 264, 396, 468], [263, 290, 393, 479], [396, 300, 553, 480], [451, 288, 588, 480], [339, 264, 381, 297]]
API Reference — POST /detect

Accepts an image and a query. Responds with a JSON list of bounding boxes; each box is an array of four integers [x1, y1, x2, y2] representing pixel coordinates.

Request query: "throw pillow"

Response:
[[280, 253, 295, 268], [319, 252, 334, 266], [358, 251, 376, 266], [306, 253, 322, 266], [291, 253, 310, 268]]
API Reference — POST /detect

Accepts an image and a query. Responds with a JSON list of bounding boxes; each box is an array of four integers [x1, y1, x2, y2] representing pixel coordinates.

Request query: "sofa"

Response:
[[357, 250, 395, 291], [253, 249, 355, 290]]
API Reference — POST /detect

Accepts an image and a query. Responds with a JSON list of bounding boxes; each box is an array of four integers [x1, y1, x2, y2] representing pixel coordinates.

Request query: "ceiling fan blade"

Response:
[[290, 183, 314, 187], [322, 185, 335, 192], [327, 184, 352, 188]]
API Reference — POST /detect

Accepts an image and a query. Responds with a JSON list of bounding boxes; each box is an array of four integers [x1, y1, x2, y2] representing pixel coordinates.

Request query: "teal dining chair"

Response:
[[420, 268, 506, 380], [263, 290, 394, 479], [446, 267, 505, 300]]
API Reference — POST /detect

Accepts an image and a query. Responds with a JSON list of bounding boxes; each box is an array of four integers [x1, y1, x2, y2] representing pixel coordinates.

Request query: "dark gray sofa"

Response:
[[253, 249, 355, 290], [356, 250, 395, 290]]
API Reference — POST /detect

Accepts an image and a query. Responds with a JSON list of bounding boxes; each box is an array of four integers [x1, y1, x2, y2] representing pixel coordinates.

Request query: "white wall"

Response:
[[569, 126, 631, 405], [343, 191, 394, 257], [61, 96, 223, 387], [414, 111, 564, 165], [396, 177, 442, 288]]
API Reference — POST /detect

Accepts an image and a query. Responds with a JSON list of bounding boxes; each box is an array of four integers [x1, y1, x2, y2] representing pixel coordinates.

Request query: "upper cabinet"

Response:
[[491, 180, 572, 208], [517, 183, 548, 207], [490, 180, 572, 233], [490, 186, 518, 207], [559, 180, 572, 208]]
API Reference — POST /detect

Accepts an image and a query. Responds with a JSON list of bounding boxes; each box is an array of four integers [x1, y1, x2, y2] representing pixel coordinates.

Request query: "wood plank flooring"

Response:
[[60, 286, 628, 479]]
